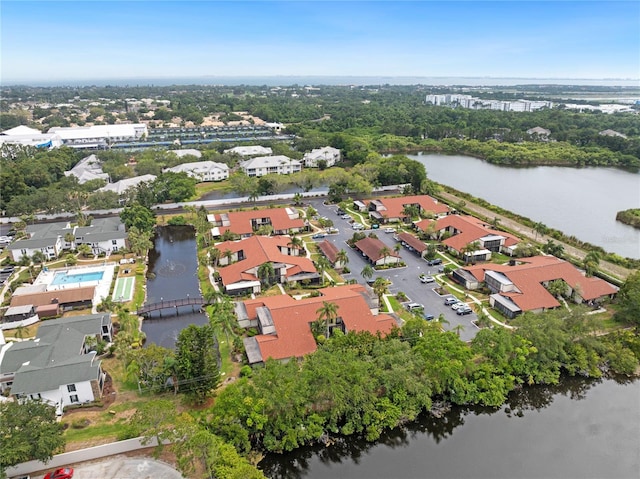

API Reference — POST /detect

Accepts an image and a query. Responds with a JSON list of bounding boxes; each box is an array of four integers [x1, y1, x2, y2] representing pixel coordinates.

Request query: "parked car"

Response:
[[352, 223, 364, 230], [325, 227, 339, 234], [424, 313, 435, 321], [405, 302, 424, 311], [427, 258, 443, 266], [419, 274, 435, 283], [43, 468, 74, 479], [444, 297, 458, 306], [312, 233, 326, 239], [457, 306, 473, 315], [371, 223, 380, 229], [451, 302, 467, 310], [341, 214, 351, 220], [336, 209, 346, 215], [384, 227, 395, 233]]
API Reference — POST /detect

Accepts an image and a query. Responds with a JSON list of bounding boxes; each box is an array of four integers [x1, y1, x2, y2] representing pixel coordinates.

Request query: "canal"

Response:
[[141, 225, 209, 348]]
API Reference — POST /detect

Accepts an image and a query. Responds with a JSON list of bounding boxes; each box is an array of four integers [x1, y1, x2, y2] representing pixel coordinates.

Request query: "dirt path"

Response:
[[438, 191, 634, 281]]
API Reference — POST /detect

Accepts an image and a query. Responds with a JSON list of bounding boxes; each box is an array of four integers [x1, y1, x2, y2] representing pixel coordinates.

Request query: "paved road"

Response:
[[308, 199, 479, 342]]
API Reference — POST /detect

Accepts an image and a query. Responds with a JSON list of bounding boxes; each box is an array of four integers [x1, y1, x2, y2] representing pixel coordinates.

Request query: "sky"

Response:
[[1, 1, 639, 85]]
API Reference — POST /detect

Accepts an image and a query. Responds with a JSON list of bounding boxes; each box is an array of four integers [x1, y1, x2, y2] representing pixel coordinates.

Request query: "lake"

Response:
[[409, 153, 640, 259], [260, 377, 640, 479], [141, 225, 209, 348]]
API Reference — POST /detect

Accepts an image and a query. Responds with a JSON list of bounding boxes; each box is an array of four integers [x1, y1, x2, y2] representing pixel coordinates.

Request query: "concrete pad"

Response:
[[70, 457, 182, 479]]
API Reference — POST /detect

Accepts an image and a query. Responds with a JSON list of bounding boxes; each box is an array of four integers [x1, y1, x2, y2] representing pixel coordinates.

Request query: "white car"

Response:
[[384, 227, 395, 233], [352, 223, 364, 230], [419, 274, 435, 283], [341, 214, 351, 220], [451, 302, 467, 310]]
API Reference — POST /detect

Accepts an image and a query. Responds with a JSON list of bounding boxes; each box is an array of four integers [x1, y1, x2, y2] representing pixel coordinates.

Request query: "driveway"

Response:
[[65, 457, 182, 479], [307, 199, 479, 342]]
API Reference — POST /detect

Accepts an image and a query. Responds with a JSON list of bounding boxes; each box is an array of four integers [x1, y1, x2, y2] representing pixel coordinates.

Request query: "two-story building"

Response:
[[302, 146, 341, 168], [367, 195, 450, 224], [164, 160, 229, 182], [208, 207, 305, 239], [239, 155, 302, 177]]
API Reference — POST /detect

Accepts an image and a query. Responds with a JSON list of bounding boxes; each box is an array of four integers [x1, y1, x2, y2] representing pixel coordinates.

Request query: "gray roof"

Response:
[[2, 314, 110, 395]]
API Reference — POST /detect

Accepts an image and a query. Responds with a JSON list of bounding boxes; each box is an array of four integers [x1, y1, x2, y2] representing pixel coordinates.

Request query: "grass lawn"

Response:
[[387, 295, 402, 313]]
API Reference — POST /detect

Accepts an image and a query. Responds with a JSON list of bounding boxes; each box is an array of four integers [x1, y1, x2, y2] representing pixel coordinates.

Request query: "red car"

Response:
[[43, 468, 74, 479]]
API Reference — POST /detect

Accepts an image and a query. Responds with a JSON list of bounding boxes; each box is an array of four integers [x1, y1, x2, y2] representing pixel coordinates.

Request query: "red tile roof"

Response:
[[210, 207, 304, 236], [317, 240, 339, 263], [463, 256, 617, 312], [368, 195, 449, 220], [396, 232, 427, 252], [355, 237, 400, 262], [416, 215, 519, 253], [216, 235, 317, 287], [242, 284, 397, 361]]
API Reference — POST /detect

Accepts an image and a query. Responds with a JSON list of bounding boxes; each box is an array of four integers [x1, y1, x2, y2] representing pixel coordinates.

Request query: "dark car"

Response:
[[457, 307, 473, 315], [424, 313, 435, 321], [312, 233, 326, 239], [427, 258, 443, 266], [44, 468, 74, 479]]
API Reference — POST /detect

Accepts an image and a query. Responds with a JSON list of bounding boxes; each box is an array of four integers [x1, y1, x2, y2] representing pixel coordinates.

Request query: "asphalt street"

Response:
[[307, 198, 479, 342]]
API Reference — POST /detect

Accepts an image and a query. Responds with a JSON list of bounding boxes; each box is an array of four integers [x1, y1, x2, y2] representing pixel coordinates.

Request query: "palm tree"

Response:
[[453, 324, 465, 337], [31, 251, 47, 265], [547, 279, 567, 298], [372, 277, 390, 308], [257, 262, 276, 288], [583, 251, 601, 277], [64, 232, 77, 250], [361, 264, 374, 281], [336, 249, 349, 269], [393, 243, 402, 264], [222, 249, 234, 266], [378, 246, 392, 266], [288, 235, 305, 255], [316, 300, 339, 338], [533, 221, 548, 240], [209, 247, 221, 267], [402, 204, 420, 222], [315, 255, 331, 284], [14, 325, 27, 340], [543, 240, 565, 258], [293, 192, 303, 206], [210, 298, 237, 346], [461, 241, 480, 264], [437, 313, 449, 330]]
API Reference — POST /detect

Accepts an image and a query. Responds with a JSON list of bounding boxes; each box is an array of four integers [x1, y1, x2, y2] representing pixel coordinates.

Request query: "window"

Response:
[[67, 384, 76, 392], [112, 240, 118, 245], [70, 395, 79, 403]]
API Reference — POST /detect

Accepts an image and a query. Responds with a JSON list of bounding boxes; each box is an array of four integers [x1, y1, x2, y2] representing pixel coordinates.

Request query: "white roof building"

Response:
[[0, 125, 63, 150], [239, 155, 302, 177], [64, 154, 110, 184], [224, 145, 273, 157], [302, 146, 341, 168], [99, 174, 156, 195], [164, 161, 229, 182], [48, 123, 148, 148], [173, 149, 203, 158]]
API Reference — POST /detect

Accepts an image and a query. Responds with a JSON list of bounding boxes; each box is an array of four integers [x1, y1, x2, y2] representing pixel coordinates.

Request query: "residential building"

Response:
[[172, 148, 203, 159], [214, 235, 320, 295], [599, 129, 628, 139], [239, 155, 302, 177], [8, 217, 128, 262], [452, 256, 618, 318], [367, 195, 449, 224], [239, 284, 398, 365], [302, 146, 341, 168], [426, 94, 553, 112], [317, 240, 346, 268], [0, 314, 113, 415], [396, 232, 428, 256], [223, 145, 273, 157], [99, 174, 156, 196], [208, 207, 305, 238], [526, 126, 551, 137], [164, 160, 229, 182], [416, 215, 520, 260], [64, 154, 110, 184], [355, 237, 401, 266]]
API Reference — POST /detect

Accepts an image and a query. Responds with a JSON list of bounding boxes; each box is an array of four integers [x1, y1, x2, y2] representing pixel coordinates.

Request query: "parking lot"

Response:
[[307, 199, 479, 342]]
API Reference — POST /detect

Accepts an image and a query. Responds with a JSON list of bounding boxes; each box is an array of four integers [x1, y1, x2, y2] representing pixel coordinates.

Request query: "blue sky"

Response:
[[2, 1, 638, 84]]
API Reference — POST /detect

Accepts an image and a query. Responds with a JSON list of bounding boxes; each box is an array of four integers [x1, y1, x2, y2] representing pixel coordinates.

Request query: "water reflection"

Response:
[[259, 377, 632, 479]]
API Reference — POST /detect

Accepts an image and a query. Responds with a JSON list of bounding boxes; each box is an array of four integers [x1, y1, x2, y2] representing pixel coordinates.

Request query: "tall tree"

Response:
[[316, 300, 339, 337], [257, 262, 276, 289], [614, 271, 640, 328], [532, 221, 548, 240], [583, 250, 601, 277], [127, 226, 154, 257], [0, 400, 66, 476], [175, 324, 221, 404], [361, 264, 374, 281], [336, 249, 349, 269], [372, 277, 391, 307]]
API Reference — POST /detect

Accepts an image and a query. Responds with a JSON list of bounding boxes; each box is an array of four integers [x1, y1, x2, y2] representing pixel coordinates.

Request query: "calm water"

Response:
[[141, 225, 208, 348], [410, 154, 640, 259], [261, 377, 640, 479]]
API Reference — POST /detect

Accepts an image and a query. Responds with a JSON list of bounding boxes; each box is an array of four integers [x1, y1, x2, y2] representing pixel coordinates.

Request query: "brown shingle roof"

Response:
[[211, 207, 304, 236], [10, 286, 95, 308], [355, 237, 400, 262], [317, 240, 339, 263], [367, 195, 449, 220], [396, 232, 427, 253]]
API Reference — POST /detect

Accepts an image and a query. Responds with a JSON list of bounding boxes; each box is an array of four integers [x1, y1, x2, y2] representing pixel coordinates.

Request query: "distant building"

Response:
[[426, 94, 553, 112], [223, 145, 273, 157], [239, 155, 302, 177], [599, 129, 627, 139], [164, 161, 229, 182], [526, 126, 551, 137], [302, 146, 341, 168], [172, 148, 202, 158], [48, 123, 148, 149], [0, 125, 63, 150]]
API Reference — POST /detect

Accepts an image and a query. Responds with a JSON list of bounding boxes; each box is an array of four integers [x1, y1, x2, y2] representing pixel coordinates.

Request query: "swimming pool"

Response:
[[51, 270, 105, 286]]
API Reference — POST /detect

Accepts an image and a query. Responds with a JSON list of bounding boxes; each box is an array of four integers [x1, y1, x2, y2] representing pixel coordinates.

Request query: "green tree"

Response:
[[583, 250, 601, 277], [372, 277, 391, 307], [127, 225, 154, 257], [614, 271, 640, 328], [176, 324, 221, 404], [336, 249, 349, 269], [129, 399, 179, 457], [0, 400, 65, 477], [361, 264, 374, 281], [120, 203, 156, 233], [316, 300, 339, 337], [257, 262, 276, 289], [314, 255, 331, 284], [532, 221, 548, 240], [547, 279, 567, 298], [77, 243, 93, 258]]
